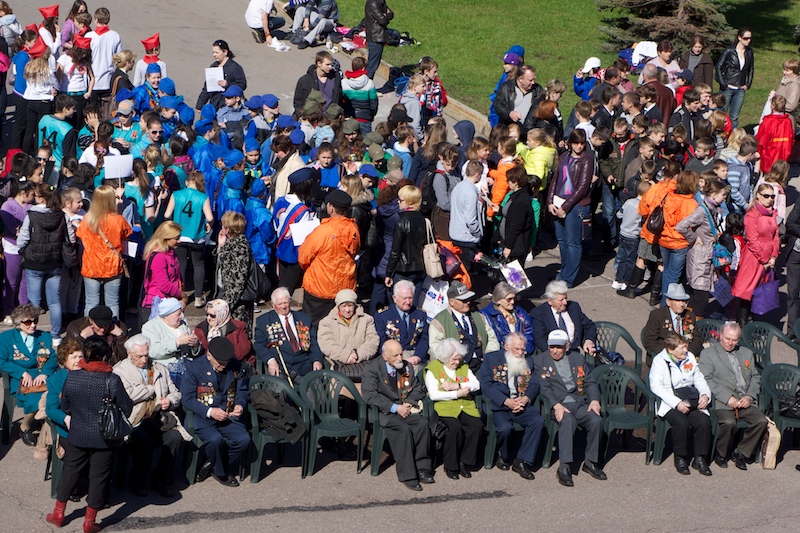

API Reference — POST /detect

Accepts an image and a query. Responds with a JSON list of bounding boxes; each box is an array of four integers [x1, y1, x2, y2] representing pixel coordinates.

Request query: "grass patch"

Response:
[[337, 0, 799, 129]]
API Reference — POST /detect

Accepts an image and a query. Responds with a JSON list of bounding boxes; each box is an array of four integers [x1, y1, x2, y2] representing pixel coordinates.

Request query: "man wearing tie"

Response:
[[642, 283, 703, 360], [428, 281, 499, 371], [531, 280, 597, 355], [362, 339, 433, 491], [374, 280, 429, 367], [255, 287, 325, 381]]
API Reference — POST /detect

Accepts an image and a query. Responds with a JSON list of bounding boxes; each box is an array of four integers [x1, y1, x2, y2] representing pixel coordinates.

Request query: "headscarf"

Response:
[[206, 299, 231, 340]]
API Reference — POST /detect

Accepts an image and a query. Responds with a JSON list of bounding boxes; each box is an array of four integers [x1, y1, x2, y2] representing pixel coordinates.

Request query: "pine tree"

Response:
[[596, 0, 735, 57]]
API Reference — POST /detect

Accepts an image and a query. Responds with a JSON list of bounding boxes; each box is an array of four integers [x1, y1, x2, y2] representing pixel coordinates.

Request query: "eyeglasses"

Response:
[[206, 313, 216, 319], [20, 319, 38, 326], [760, 193, 776, 199]]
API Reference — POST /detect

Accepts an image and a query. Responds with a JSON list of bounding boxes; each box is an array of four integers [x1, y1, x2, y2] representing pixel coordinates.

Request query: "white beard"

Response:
[[505, 352, 528, 379]]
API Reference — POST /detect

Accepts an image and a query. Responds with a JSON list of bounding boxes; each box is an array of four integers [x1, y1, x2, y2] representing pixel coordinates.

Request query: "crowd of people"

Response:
[[0, 0, 796, 530]]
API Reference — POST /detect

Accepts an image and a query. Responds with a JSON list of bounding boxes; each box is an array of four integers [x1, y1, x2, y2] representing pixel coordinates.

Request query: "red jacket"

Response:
[[756, 113, 794, 173], [195, 319, 254, 364], [732, 205, 779, 300]]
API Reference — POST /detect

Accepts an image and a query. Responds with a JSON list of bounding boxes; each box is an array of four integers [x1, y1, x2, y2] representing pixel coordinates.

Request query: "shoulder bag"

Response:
[[700, 203, 732, 268], [423, 218, 444, 279], [666, 360, 699, 410], [645, 192, 670, 234], [99, 375, 133, 441], [97, 227, 130, 278]]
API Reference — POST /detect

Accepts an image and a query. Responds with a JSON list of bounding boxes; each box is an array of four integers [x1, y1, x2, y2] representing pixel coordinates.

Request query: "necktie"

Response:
[[285, 316, 301, 352], [557, 312, 568, 335], [462, 315, 471, 335], [674, 315, 682, 336], [402, 312, 409, 330]]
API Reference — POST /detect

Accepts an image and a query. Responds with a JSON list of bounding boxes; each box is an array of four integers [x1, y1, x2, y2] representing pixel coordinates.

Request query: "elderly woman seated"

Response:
[[424, 338, 482, 480], [113, 334, 187, 497], [141, 297, 199, 387], [317, 289, 380, 383], [480, 282, 535, 353], [194, 299, 253, 364], [0, 304, 57, 447]]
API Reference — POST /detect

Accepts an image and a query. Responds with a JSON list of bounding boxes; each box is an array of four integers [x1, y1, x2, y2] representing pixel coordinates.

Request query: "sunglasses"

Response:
[[206, 313, 216, 319], [741, 36, 752, 40], [760, 193, 775, 199], [37, 157, 48, 162], [20, 319, 38, 326], [150, 130, 163, 135]]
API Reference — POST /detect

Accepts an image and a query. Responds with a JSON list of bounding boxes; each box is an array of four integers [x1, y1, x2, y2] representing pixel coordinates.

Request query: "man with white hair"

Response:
[[374, 280, 429, 366], [478, 332, 542, 479], [698, 322, 767, 470], [534, 330, 606, 487], [531, 280, 597, 355], [255, 287, 324, 381], [113, 334, 184, 497]]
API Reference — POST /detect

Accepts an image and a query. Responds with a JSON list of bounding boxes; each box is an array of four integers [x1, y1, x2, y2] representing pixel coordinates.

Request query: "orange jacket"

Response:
[[298, 216, 360, 300], [76, 214, 133, 279], [659, 191, 697, 249], [488, 156, 518, 217], [638, 179, 674, 244]]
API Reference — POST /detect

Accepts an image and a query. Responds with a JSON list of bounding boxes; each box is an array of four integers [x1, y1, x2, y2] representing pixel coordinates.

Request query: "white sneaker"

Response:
[[611, 281, 627, 290], [269, 39, 291, 52], [3, 315, 12, 326], [51, 337, 62, 348]]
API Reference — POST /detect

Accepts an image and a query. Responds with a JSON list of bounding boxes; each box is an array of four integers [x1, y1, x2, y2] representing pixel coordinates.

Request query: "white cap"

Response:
[[582, 57, 601, 74], [547, 329, 570, 347]]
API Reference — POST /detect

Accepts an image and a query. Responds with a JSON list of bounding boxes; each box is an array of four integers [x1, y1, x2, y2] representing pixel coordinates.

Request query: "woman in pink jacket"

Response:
[[731, 183, 780, 325], [140, 221, 184, 326]]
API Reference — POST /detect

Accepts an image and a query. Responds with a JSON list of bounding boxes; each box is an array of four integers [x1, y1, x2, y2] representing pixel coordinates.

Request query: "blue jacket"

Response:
[[245, 196, 276, 265], [181, 356, 249, 431], [132, 82, 159, 115], [573, 74, 597, 101], [478, 350, 539, 412], [46, 368, 69, 438], [374, 304, 429, 362], [480, 303, 535, 354], [254, 311, 324, 377]]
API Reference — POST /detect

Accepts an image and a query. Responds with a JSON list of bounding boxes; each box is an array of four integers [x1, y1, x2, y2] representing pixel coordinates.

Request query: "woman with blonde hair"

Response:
[[139, 221, 184, 326], [23, 44, 57, 153], [385, 185, 427, 298], [109, 49, 136, 98], [75, 185, 132, 320]]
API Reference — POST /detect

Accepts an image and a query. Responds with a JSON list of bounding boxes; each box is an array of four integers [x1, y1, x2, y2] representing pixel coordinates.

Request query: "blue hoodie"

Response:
[[219, 170, 246, 215], [245, 184, 276, 265]]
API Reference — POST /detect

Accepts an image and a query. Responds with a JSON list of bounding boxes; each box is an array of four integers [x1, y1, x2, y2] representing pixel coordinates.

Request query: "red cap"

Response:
[[141, 33, 160, 51], [74, 35, 92, 50], [28, 37, 48, 58], [38, 4, 59, 19], [25, 24, 38, 33]]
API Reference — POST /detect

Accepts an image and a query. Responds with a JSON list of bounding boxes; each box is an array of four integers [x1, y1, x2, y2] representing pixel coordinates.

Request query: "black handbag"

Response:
[[666, 360, 700, 410], [98, 375, 133, 441], [778, 393, 800, 419], [645, 192, 670, 234]]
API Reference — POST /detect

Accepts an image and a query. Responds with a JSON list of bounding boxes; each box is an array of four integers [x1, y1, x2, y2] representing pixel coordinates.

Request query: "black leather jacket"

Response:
[[364, 0, 393, 43], [386, 210, 426, 276], [715, 46, 754, 90], [493, 77, 544, 130]]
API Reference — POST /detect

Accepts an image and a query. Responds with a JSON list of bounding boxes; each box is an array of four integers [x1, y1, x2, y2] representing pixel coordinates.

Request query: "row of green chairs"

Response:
[[1, 371, 16, 445]]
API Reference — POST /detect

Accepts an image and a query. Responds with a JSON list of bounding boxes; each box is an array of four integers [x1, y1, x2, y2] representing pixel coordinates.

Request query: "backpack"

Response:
[[419, 169, 447, 218]]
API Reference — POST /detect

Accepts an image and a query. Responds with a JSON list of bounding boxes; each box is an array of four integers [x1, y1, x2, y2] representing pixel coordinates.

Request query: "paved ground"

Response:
[[3, 1, 800, 532]]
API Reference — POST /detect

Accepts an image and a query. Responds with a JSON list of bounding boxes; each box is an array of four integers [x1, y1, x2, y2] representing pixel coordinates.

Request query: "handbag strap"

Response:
[[424, 217, 435, 245], [700, 203, 720, 238], [98, 225, 130, 276]]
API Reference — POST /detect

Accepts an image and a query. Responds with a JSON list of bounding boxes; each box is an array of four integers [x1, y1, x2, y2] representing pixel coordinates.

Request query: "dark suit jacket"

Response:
[[361, 356, 425, 426], [533, 351, 600, 408], [254, 310, 324, 376], [181, 356, 249, 431], [374, 305, 429, 361], [698, 343, 761, 411], [531, 301, 597, 353], [642, 306, 703, 357], [478, 350, 539, 412]]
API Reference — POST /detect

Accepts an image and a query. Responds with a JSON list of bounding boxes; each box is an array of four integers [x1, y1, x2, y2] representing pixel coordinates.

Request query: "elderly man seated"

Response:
[[317, 288, 380, 382], [478, 332, 542, 480], [698, 322, 767, 470], [141, 298, 200, 383], [429, 281, 499, 372], [480, 282, 535, 354], [424, 338, 482, 480], [362, 339, 434, 491], [375, 280, 429, 367], [534, 330, 606, 487], [113, 334, 187, 497], [64, 305, 130, 365], [642, 283, 703, 360], [531, 280, 597, 355]]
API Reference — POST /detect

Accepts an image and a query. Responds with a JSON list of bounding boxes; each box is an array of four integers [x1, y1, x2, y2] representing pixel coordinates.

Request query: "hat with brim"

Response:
[[364, 131, 385, 146], [261, 94, 279, 108], [223, 85, 243, 98], [88, 305, 113, 328], [387, 155, 403, 172], [342, 118, 360, 134], [288, 167, 314, 185], [335, 289, 358, 306], [326, 103, 343, 120], [582, 57, 601, 74], [368, 144, 385, 161], [359, 164, 379, 178], [383, 169, 405, 184], [208, 337, 235, 367], [447, 281, 475, 300], [116, 100, 135, 116], [388, 109, 412, 123], [664, 283, 690, 301]]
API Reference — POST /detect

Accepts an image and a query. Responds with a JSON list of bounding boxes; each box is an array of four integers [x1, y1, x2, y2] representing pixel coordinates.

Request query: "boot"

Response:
[[648, 269, 663, 306], [83, 507, 101, 533], [737, 303, 751, 328], [617, 266, 645, 298], [46, 500, 67, 527]]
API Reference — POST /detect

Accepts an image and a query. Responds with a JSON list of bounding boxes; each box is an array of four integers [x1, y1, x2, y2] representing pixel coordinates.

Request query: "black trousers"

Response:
[[278, 260, 304, 295], [24, 99, 54, 154], [56, 440, 114, 509], [10, 94, 27, 150], [688, 289, 711, 319], [302, 291, 335, 328], [715, 405, 768, 458], [176, 242, 205, 299], [129, 418, 184, 488], [662, 408, 712, 458], [439, 412, 482, 471], [787, 250, 800, 338], [383, 412, 431, 482]]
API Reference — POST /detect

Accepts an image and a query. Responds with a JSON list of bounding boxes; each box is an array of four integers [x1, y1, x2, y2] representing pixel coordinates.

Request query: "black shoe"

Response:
[[674, 456, 690, 475], [584, 252, 600, 261], [20, 428, 37, 447], [617, 286, 637, 299], [251, 30, 266, 44], [731, 449, 748, 471], [444, 469, 459, 480], [713, 453, 728, 468], [403, 479, 422, 491], [495, 456, 511, 471], [297, 40, 309, 49], [691, 456, 712, 476], [581, 461, 607, 480], [129, 486, 148, 497], [69, 494, 82, 503], [418, 470, 435, 484], [512, 459, 534, 480], [459, 463, 472, 478], [154, 485, 175, 498], [196, 460, 213, 483], [557, 464, 574, 486], [213, 473, 240, 487]]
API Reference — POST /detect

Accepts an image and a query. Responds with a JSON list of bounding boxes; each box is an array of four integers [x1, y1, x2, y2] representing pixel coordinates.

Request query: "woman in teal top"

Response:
[[124, 159, 160, 240], [164, 170, 213, 307], [45, 338, 85, 439]]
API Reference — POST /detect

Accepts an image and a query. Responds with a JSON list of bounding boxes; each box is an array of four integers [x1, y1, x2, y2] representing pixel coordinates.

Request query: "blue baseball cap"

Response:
[[160, 95, 182, 110], [159, 78, 176, 96], [276, 115, 295, 129], [261, 94, 279, 108], [115, 88, 134, 103], [506, 45, 525, 57], [146, 63, 161, 75], [224, 150, 244, 168], [359, 164, 379, 178], [222, 85, 243, 98], [289, 129, 305, 145], [288, 167, 314, 184], [244, 95, 262, 110]]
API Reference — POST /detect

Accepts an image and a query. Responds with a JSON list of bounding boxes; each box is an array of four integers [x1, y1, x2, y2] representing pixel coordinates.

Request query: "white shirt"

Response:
[[87, 28, 122, 91], [550, 306, 575, 343], [245, 0, 275, 28], [57, 55, 90, 93], [269, 312, 299, 362], [38, 27, 61, 57]]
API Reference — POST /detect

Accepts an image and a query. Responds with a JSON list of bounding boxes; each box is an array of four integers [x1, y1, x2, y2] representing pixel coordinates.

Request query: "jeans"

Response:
[[601, 180, 621, 245], [26, 267, 62, 337], [721, 87, 746, 128], [3, 252, 28, 317], [84, 276, 122, 320], [367, 41, 385, 79], [615, 236, 639, 283], [292, 8, 335, 44], [659, 245, 689, 306], [554, 204, 589, 287]]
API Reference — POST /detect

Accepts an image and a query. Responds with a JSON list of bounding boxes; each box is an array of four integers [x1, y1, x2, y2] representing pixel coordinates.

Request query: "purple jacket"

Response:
[[142, 250, 182, 308], [0, 198, 30, 248]]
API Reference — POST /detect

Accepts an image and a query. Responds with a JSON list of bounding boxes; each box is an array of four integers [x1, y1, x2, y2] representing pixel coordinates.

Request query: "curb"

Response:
[[274, 1, 491, 135]]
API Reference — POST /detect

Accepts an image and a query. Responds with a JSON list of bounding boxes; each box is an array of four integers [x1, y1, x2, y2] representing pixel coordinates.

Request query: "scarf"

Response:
[[755, 202, 774, 217], [78, 359, 113, 372], [93, 25, 110, 36], [206, 299, 231, 340], [143, 54, 160, 64]]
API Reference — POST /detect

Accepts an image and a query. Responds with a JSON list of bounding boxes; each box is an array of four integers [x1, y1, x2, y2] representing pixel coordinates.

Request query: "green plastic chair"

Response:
[[591, 365, 654, 464], [652, 398, 718, 465], [297, 370, 366, 478], [477, 393, 525, 469], [762, 364, 800, 437], [639, 329, 659, 371], [793, 319, 800, 342], [742, 321, 800, 368], [247, 375, 308, 483], [44, 419, 64, 499], [1, 371, 16, 445], [695, 319, 724, 346], [539, 395, 561, 468], [708, 394, 762, 462], [595, 321, 644, 375]]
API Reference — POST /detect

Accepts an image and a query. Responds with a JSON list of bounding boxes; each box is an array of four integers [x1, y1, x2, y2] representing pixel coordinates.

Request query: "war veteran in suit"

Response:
[[534, 329, 606, 487], [531, 280, 597, 355], [374, 280, 429, 366]]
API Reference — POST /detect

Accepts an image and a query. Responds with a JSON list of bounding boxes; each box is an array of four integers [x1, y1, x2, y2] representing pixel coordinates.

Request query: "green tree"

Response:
[[596, 0, 734, 57]]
